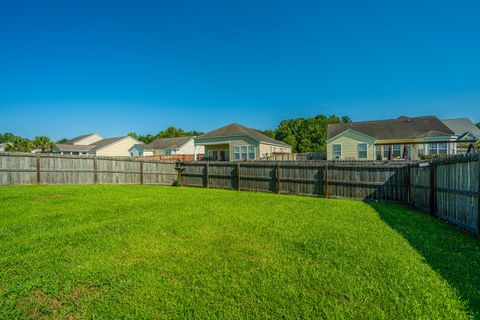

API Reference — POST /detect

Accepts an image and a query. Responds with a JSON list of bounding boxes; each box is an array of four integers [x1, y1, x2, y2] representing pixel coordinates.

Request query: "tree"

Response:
[[5, 137, 32, 152], [33, 136, 54, 153], [0, 132, 21, 143], [155, 127, 203, 139], [476, 123, 480, 129], [56, 138, 68, 144], [128, 132, 156, 144]]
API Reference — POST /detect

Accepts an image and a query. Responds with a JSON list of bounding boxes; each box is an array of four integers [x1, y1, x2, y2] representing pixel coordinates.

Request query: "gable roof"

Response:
[[54, 144, 95, 152], [146, 136, 193, 150], [442, 118, 480, 139], [67, 133, 100, 144], [196, 123, 290, 147], [89, 137, 132, 151], [327, 116, 454, 141]]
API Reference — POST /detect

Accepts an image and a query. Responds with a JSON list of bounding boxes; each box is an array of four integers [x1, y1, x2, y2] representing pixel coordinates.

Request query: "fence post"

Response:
[[140, 160, 144, 185], [205, 162, 209, 188], [323, 162, 329, 198], [429, 162, 437, 215], [405, 165, 411, 204], [275, 163, 280, 194], [236, 163, 241, 191], [36, 154, 41, 184], [93, 157, 98, 184]]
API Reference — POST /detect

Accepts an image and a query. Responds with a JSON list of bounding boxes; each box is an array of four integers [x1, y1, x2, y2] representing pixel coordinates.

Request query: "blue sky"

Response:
[[1, 0, 479, 140]]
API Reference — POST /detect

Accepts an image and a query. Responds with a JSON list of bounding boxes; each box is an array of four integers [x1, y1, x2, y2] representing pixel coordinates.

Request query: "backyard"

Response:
[[0, 185, 479, 319]]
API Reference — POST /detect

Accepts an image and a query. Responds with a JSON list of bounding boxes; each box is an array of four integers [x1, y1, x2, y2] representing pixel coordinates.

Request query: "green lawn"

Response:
[[0, 185, 479, 319]]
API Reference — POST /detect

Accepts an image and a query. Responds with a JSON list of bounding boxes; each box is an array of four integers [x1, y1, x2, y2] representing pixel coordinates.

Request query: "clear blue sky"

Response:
[[1, 0, 479, 140]]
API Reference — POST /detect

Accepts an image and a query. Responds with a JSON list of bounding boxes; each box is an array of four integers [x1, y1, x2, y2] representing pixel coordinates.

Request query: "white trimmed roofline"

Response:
[[326, 128, 376, 143], [93, 136, 141, 152]]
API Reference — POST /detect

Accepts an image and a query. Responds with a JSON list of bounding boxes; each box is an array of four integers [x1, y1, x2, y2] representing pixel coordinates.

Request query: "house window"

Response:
[[392, 145, 401, 158], [383, 146, 390, 158], [332, 144, 341, 159], [207, 150, 218, 161], [429, 143, 448, 155], [248, 146, 255, 160], [241, 146, 248, 160], [358, 143, 367, 159], [375, 145, 382, 160], [234, 146, 240, 160]]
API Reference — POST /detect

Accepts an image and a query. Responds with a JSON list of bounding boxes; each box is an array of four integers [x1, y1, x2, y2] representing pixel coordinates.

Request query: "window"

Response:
[[392, 145, 401, 158], [332, 144, 341, 159], [208, 150, 218, 161], [358, 143, 367, 159], [429, 143, 449, 155], [234, 146, 240, 160], [248, 146, 255, 160], [383, 146, 390, 158], [375, 145, 382, 160], [241, 146, 248, 160]]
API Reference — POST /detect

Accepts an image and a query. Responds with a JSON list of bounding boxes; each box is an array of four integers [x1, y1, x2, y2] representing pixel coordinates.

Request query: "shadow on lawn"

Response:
[[369, 202, 480, 319]]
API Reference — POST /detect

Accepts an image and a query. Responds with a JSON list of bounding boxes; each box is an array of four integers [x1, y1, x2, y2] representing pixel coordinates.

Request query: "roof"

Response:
[[89, 137, 130, 151], [54, 144, 94, 152], [145, 136, 193, 150], [327, 116, 455, 141], [131, 143, 154, 151], [196, 123, 290, 147], [442, 118, 480, 139], [67, 133, 99, 144]]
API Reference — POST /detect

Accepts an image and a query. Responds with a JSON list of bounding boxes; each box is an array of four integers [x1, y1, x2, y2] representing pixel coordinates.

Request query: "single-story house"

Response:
[[129, 136, 203, 157], [53, 134, 140, 157], [326, 116, 462, 161], [194, 123, 291, 161], [442, 118, 480, 142]]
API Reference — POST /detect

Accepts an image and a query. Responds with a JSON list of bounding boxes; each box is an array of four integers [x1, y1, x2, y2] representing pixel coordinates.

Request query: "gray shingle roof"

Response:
[[196, 123, 290, 147], [146, 136, 193, 150], [54, 144, 95, 152], [68, 133, 99, 144], [89, 137, 129, 151], [442, 118, 480, 139], [327, 116, 454, 140]]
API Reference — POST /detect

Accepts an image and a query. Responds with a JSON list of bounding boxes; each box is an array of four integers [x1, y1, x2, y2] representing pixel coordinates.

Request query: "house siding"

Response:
[[95, 137, 140, 157], [327, 131, 375, 160], [259, 144, 292, 158], [74, 134, 103, 146]]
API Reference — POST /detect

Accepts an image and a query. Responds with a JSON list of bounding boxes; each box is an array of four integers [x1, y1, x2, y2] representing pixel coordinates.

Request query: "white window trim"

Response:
[[358, 143, 368, 159], [332, 144, 342, 159]]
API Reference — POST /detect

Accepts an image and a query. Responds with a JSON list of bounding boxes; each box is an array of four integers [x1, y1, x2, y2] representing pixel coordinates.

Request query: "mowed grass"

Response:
[[0, 186, 480, 319]]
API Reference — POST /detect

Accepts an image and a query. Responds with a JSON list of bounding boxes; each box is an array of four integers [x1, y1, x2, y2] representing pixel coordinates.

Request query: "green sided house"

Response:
[[326, 116, 462, 161], [194, 123, 291, 161]]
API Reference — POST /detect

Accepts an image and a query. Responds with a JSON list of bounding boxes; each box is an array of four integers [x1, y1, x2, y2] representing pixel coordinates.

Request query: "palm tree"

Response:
[[32, 136, 54, 153]]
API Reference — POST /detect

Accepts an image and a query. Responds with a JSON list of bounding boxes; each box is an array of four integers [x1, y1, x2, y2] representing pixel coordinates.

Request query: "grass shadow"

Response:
[[369, 202, 480, 319]]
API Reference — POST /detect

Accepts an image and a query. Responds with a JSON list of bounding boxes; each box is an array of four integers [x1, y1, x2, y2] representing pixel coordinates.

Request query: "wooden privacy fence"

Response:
[[179, 161, 411, 201], [0, 153, 177, 186]]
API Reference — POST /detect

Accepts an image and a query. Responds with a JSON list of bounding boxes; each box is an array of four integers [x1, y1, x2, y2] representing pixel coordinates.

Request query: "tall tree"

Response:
[[155, 127, 203, 139], [5, 137, 32, 152], [33, 136, 54, 152], [0, 132, 21, 143]]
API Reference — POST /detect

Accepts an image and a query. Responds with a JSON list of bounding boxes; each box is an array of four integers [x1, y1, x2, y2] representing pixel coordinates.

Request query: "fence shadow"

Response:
[[368, 202, 480, 319]]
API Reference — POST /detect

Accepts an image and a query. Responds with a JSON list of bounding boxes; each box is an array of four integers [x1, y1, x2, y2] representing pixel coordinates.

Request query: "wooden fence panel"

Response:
[[39, 156, 95, 185], [143, 161, 177, 185], [327, 164, 407, 201], [181, 162, 205, 187], [279, 164, 322, 196], [0, 154, 37, 185], [96, 158, 141, 184], [208, 163, 237, 190], [435, 158, 479, 233], [409, 165, 431, 213], [240, 163, 275, 192]]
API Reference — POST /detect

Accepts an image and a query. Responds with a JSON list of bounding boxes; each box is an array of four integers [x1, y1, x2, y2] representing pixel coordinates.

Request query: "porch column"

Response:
[[194, 145, 197, 161]]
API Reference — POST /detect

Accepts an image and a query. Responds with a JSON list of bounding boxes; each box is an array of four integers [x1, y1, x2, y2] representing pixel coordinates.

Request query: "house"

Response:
[[194, 123, 291, 161], [442, 118, 480, 142], [53, 134, 140, 157], [129, 136, 202, 157], [326, 116, 457, 161]]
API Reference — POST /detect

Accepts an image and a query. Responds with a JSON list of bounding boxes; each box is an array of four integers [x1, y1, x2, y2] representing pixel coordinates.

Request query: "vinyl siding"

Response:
[[73, 134, 103, 146], [327, 131, 375, 160], [95, 137, 140, 157]]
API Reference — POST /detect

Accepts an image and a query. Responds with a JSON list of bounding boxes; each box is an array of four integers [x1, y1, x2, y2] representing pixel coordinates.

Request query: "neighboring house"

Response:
[[53, 134, 140, 157], [442, 118, 480, 142], [194, 123, 291, 161], [129, 136, 203, 157], [326, 116, 456, 161], [129, 144, 154, 157]]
